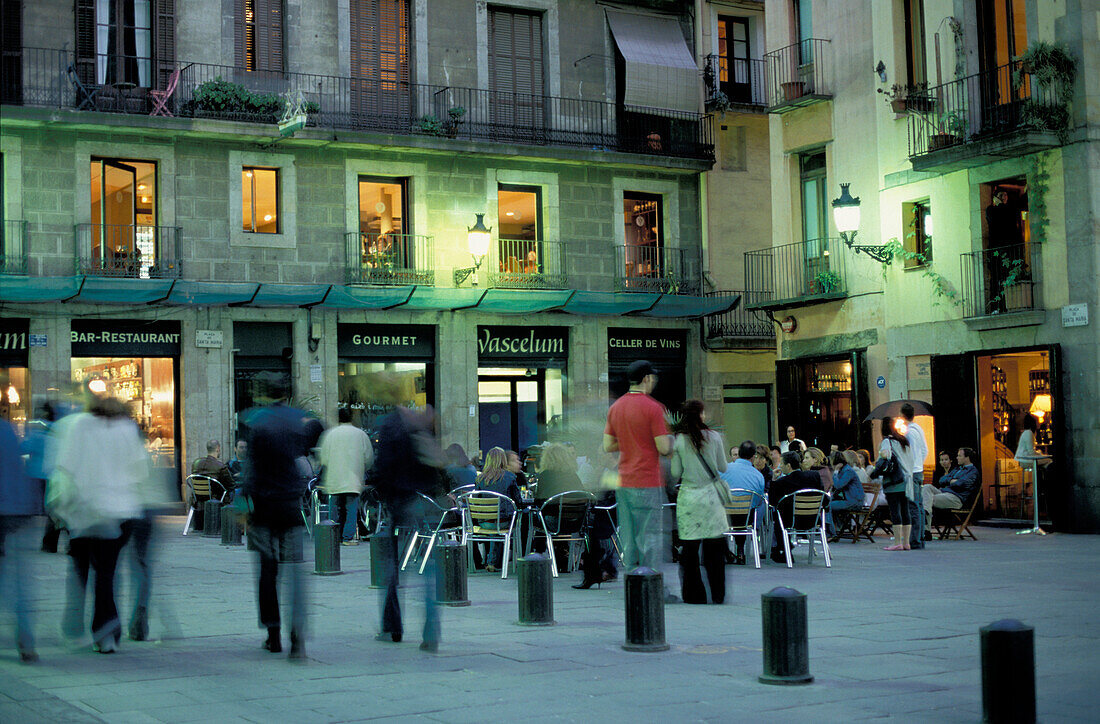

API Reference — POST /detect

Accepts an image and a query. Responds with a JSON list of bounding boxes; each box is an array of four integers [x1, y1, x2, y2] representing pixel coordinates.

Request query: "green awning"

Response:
[[250, 284, 331, 307], [0, 276, 82, 303], [475, 289, 574, 314], [74, 277, 175, 304], [393, 287, 487, 311], [560, 291, 662, 316], [320, 285, 415, 309], [168, 281, 261, 306], [639, 293, 740, 318]]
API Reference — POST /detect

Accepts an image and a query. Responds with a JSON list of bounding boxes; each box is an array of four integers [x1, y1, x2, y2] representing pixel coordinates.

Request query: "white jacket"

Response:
[[319, 423, 374, 495]]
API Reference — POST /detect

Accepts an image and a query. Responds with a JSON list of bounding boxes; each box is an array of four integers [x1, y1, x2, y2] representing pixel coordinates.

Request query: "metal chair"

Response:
[[724, 488, 767, 568], [774, 489, 832, 568], [299, 477, 325, 538], [401, 493, 462, 574], [457, 490, 519, 579], [448, 483, 475, 500], [534, 491, 596, 576], [183, 474, 227, 535], [66, 63, 99, 110], [594, 500, 622, 561]]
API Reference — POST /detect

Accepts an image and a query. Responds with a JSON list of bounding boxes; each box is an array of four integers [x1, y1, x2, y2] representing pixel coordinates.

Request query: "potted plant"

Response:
[[781, 80, 805, 101], [812, 269, 841, 294], [878, 83, 932, 114], [1014, 42, 1076, 138], [444, 106, 467, 137], [929, 109, 967, 150]]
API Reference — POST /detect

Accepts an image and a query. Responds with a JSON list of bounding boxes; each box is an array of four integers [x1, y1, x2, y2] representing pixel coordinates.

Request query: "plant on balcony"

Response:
[[811, 269, 841, 294], [188, 78, 319, 121], [929, 109, 967, 150], [878, 83, 932, 114], [1014, 42, 1076, 140], [416, 114, 445, 135], [445, 106, 467, 136], [705, 89, 732, 115]]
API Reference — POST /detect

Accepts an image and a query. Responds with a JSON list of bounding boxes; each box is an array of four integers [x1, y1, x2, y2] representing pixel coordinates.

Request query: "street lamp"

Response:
[[454, 213, 492, 286], [831, 183, 892, 263]]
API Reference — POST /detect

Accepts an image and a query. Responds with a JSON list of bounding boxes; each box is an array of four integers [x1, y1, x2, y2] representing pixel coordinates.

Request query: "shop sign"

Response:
[[338, 324, 434, 359], [71, 320, 182, 356], [195, 329, 223, 348], [1061, 303, 1088, 328], [477, 325, 568, 363], [607, 327, 687, 361], [0, 318, 29, 366]]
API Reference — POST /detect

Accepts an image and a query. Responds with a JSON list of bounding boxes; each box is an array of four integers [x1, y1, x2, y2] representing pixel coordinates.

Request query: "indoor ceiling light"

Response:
[[263, 214, 273, 221]]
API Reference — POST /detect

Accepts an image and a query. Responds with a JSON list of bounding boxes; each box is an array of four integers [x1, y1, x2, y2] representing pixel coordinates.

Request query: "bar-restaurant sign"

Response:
[[71, 319, 182, 356], [338, 324, 434, 359], [477, 325, 568, 363], [607, 327, 687, 361], [0, 318, 28, 366]]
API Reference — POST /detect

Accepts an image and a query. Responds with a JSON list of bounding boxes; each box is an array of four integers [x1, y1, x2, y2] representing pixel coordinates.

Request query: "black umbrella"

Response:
[[863, 399, 934, 422]]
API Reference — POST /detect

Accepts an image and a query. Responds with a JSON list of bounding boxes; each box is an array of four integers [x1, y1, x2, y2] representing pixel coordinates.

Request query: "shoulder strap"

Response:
[[692, 442, 717, 480]]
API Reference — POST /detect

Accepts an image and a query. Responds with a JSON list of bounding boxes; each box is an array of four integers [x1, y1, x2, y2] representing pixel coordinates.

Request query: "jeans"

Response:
[[330, 493, 359, 542], [379, 495, 440, 645], [616, 487, 663, 571], [0, 516, 36, 651], [67, 525, 133, 646], [248, 524, 307, 637]]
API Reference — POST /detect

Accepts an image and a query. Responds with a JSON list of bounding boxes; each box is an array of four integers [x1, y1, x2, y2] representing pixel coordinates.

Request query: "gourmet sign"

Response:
[[477, 325, 568, 363], [337, 324, 434, 359], [70, 320, 182, 356]]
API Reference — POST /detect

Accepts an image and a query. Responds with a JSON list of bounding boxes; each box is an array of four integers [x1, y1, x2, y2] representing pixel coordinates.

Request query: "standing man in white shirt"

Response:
[[778, 426, 805, 454], [319, 408, 374, 545], [901, 403, 928, 548]]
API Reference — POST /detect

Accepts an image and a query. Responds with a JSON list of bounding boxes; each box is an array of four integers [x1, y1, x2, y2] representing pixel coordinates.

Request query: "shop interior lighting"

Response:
[[88, 379, 107, 394], [454, 213, 492, 286], [831, 183, 893, 263], [1030, 393, 1052, 421], [6, 385, 18, 406]]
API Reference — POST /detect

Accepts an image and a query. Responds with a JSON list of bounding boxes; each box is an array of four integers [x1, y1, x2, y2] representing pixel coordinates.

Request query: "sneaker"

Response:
[[341, 540, 359, 546]]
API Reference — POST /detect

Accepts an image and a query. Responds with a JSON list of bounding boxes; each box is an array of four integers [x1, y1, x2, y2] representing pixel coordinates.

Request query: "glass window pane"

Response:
[[338, 361, 428, 430]]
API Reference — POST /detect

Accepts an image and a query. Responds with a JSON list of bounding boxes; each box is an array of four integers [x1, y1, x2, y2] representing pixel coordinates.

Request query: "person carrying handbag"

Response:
[[669, 400, 729, 604], [870, 417, 915, 551]]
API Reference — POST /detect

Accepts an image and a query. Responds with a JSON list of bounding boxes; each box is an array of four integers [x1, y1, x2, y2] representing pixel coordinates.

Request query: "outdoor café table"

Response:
[[1015, 454, 1052, 536]]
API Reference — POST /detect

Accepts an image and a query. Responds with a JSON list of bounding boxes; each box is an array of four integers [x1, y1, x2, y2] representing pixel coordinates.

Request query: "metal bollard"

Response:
[[434, 541, 471, 607], [981, 619, 1035, 724], [622, 567, 669, 652], [368, 534, 387, 589], [202, 500, 222, 538], [516, 553, 555, 626], [759, 586, 813, 684], [313, 521, 341, 575], [220, 506, 243, 546]]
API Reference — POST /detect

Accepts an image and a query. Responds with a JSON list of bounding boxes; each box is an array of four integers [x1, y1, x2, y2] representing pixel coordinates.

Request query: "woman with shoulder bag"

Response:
[[669, 400, 729, 604], [870, 417, 915, 551]]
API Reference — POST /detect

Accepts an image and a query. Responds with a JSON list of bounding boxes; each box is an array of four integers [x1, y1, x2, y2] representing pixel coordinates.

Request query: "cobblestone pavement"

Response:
[[0, 518, 1097, 723]]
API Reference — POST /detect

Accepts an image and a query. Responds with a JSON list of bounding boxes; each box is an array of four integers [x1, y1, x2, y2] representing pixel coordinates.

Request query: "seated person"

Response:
[[769, 451, 826, 563], [227, 438, 248, 481], [921, 447, 980, 534], [188, 439, 235, 526], [827, 450, 865, 536], [474, 447, 521, 573], [719, 440, 767, 565], [931, 450, 956, 488], [444, 443, 477, 492]]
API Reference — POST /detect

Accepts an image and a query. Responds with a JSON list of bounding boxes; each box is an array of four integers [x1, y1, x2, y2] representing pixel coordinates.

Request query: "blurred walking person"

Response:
[[237, 372, 311, 659], [371, 395, 445, 652], [0, 414, 38, 662], [20, 400, 58, 553], [48, 387, 149, 653], [318, 407, 373, 545]]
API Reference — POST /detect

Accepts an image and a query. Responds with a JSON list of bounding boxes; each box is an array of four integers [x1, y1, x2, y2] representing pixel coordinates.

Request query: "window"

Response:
[[489, 7, 545, 129], [793, 0, 813, 63], [903, 0, 927, 87], [75, 0, 174, 90], [902, 200, 932, 267], [357, 176, 409, 265], [350, 0, 409, 118], [242, 167, 279, 233], [623, 191, 663, 277], [497, 184, 542, 275], [718, 16, 753, 103], [237, 0, 284, 73], [799, 150, 827, 255], [89, 157, 158, 276]]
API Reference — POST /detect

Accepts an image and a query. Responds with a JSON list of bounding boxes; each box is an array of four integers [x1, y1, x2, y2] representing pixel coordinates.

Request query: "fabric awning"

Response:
[[0, 276, 82, 303], [606, 10, 701, 114], [560, 291, 661, 316], [320, 285, 415, 309], [167, 281, 261, 306], [73, 277, 175, 304], [392, 287, 487, 311], [638, 293, 740, 319], [474, 289, 574, 314], [249, 284, 331, 307]]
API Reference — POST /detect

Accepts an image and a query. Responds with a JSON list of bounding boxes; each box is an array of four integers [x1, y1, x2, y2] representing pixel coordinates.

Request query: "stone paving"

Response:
[[0, 519, 1097, 723]]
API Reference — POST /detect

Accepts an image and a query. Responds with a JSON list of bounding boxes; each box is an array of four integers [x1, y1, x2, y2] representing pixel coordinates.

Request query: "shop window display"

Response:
[[338, 361, 430, 432]]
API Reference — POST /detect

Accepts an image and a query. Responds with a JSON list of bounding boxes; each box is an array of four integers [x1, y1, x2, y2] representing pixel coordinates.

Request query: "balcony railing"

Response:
[[0, 220, 28, 275], [5, 48, 713, 161], [75, 223, 182, 279], [345, 232, 435, 286], [614, 245, 701, 295], [705, 290, 776, 339], [744, 238, 849, 309], [703, 54, 767, 109], [960, 242, 1040, 317], [487, 239, 568, 289], [908, 60, 1062, 159], [765, 39, 832, 110]]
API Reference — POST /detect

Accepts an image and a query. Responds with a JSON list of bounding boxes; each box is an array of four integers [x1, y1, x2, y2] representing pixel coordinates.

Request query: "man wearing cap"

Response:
[[604, 360, 673, 590]]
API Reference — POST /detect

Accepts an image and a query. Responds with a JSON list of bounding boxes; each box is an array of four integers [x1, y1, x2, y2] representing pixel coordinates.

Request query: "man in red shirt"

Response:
[[604, 360, 673, 579]]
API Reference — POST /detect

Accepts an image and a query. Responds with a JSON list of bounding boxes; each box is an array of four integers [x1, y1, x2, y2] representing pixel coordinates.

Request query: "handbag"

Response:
[[692, 443, 734, 507]]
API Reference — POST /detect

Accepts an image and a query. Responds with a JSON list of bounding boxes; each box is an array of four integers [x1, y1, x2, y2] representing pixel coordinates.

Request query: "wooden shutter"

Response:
[[0, 0, 22, 104], [154, 0, 175, 89], [235, 0, 283, 72], [350, 0, 409, 123], [75, 0, 96, 85], [488, 8, 544, 134]]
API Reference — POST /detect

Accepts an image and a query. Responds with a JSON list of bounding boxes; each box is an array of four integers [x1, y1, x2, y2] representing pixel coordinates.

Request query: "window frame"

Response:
[[902, 199, 932, 268], [242, 166, 280, 234], [902, 0, 927, 87], [94, 0, 153, 87], [799, 149, 828, 257]]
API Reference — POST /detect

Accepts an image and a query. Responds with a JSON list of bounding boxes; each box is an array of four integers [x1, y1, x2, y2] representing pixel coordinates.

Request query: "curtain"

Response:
[[96, 0, 109, 83], [134, 0, 150, 86]]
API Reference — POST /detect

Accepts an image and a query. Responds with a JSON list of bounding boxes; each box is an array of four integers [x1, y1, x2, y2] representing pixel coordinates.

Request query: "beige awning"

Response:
[[606, 10, 701, 114]]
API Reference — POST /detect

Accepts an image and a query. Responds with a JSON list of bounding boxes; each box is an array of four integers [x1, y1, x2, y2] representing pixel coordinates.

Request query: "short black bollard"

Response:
[[516, 553, 554, 626], [202, 500, 222, 538], [220, 506, 243, 546], [981, 619, 1035, 724], [759, 586, 813, 685], [313, 521, 341, 575], [434, 541, 471, 607], [368, 535, 387, 589], [622, 567, 669, 652]]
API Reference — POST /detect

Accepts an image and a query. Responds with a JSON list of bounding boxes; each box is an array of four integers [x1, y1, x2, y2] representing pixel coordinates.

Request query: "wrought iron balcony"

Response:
[[0, 220, 28, 275], [703, 54, 767, 110], [75, 223, 182, 279], [345, 232, 435, 286], [743, 238, 849, 310], [765, 39, 832, 112], [960, 242, 1040, 318], [908, 61, 1065, 169], [705, 290, 776, 341], [487, 239, 568, 289], [5, 48, 713, 161], [614, 245, 701, 295]]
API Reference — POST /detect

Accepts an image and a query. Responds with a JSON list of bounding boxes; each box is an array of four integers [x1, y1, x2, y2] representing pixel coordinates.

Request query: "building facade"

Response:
[[0, 0, 738, 487], [753, 0, 1099, 532]]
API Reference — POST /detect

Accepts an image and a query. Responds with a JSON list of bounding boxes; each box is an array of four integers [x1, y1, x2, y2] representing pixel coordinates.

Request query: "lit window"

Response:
[[242, 167, 279, 233], [902, 200, 932, 267]]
